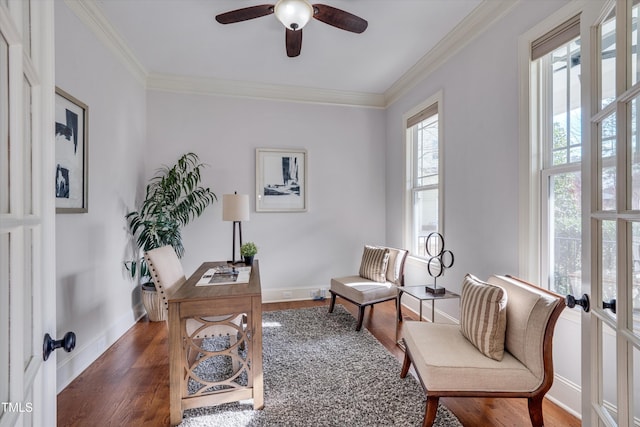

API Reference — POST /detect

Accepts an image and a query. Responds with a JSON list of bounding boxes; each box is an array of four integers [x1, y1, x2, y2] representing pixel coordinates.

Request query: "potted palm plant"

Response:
[[125, 152, 216, 321]]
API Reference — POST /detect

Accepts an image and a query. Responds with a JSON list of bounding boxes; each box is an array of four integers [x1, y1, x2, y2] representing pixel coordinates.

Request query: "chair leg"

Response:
[[328, 291, 337, 313], [355, 305, 366, 331], [423, 396, 439, 427], [527, 395, 544, 427], [400, 351, 411, 378]]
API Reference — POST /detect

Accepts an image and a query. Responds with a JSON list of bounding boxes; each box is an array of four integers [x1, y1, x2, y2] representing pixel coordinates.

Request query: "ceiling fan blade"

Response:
[[285, 28, 302, 57], [312, 4, 368, 33], [215, 5, 274, 24]]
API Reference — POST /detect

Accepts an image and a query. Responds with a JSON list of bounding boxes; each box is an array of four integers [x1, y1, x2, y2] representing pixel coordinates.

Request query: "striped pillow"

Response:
[[459, 274, 507, 361], [358, 246, 390, 283]]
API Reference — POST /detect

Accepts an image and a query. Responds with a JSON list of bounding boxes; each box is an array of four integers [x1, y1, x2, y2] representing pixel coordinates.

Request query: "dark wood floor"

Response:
[[57, 299, 581, 427]]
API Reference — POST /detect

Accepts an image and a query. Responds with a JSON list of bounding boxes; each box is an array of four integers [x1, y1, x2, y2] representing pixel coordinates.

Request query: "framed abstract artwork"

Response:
[[256, 148, 307, 212], [55, 87, 88, 213]]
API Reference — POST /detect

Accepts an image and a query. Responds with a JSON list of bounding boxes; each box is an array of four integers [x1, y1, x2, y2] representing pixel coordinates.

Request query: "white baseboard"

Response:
[[546, 374, 582, 420], [262, 286, 329, 303], [56, 303, 146, 393]]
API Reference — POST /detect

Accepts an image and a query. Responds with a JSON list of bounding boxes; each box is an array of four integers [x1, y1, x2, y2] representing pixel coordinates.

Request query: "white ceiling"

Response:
[[93, 0, 485, 95]]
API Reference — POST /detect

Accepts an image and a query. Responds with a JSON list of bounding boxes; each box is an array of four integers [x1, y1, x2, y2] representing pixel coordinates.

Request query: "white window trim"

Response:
[[402, 90, 443, 257]]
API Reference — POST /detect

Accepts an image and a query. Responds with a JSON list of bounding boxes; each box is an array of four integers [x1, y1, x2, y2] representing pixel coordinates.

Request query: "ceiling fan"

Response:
[[215, 0, 368, 57]]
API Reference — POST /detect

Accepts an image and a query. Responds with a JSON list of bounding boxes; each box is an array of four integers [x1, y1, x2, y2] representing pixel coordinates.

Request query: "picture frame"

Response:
[[256, 148, 307, 212], [55, 87, 88, 213]]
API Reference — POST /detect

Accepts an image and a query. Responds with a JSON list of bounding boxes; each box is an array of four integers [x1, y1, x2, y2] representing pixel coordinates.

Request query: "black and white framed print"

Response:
[[55, 87, 88, 213], [256, 148, 307, 212]]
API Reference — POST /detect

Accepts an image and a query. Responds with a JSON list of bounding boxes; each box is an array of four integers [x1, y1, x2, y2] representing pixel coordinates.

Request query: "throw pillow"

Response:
[[358, 246, 390, 283], [459, 273, 508, 361]]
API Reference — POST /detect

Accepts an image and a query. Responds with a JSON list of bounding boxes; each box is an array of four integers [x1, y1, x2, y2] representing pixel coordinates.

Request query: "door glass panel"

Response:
[[602, 220, 617, 314], [23, 76, 32, 215], [601, 113, 617, 211], [550, 172, 582, 295], [602, 321, 618, 422], [0, 232, 9, 415], [23, 228, 33, 370], [22, 0, 30, 57], [1, 33, 8, 215], [633, 2, 640, 86], [634, 346, 640, 423], [634, 222, 640, 336], [601, 8, 616, 109], [633, 96, 640, 210]]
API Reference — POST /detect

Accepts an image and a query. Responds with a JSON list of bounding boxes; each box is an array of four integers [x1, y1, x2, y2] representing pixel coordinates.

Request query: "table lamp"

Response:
[[222, 192, 250, 264]]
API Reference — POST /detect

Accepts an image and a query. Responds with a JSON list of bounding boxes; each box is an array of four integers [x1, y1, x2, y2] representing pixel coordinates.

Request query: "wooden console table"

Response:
[[168, 260, 263, 426]]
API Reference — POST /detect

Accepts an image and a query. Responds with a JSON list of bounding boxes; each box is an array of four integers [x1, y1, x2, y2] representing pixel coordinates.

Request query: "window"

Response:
[[531, 15, 581, 295], [406, 98, 441, 257]]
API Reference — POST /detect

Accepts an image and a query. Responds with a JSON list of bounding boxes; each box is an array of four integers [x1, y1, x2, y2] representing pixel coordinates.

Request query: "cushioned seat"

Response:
[[400, 274, 565, 427], [329, 245, 408, 331], [402, 322, 540, 393], [330, 275, 397, 305]]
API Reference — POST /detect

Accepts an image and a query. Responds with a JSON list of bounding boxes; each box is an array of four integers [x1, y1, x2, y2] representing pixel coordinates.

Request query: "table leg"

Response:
[[431, 301, 435, 323], [168, 303, 182, 426]]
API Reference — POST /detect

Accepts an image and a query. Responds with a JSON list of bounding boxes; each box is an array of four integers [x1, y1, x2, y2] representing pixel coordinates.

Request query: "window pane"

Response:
[[414, 188, 438, 257], [415, 114, 438, 187], [602, 220, 617, 316], [601, 113, 617, 211], [1, 33, 8, 214], [601, 9, 616, 109], [549, 172, 582, 295], [551, 40, 582, 166]]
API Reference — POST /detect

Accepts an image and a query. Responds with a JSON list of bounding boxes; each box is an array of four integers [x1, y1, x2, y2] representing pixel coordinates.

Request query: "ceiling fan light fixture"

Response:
[[274, 0, 313, 31]]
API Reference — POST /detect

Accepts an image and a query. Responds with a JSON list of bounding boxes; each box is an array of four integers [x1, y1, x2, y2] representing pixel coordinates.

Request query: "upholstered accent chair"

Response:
[[329, 245, 408, 331], [144, 246, 243, 367], [400, 274, 565, 427]]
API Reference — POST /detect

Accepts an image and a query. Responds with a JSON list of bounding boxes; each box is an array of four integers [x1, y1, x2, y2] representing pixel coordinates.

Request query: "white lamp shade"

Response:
[[222, 194, 250, 222], [274, 0, 313, 30]]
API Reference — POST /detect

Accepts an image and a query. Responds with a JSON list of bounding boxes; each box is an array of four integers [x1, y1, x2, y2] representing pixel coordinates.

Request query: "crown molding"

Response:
[[383, 0, 521, 107], [65, 0, 520, 108], [146, 73, 386, 108], [64, 0, 148, 85]]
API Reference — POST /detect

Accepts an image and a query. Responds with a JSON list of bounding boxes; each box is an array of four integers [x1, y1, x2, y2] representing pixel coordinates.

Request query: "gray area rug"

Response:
[[180, 305, 462, 427]]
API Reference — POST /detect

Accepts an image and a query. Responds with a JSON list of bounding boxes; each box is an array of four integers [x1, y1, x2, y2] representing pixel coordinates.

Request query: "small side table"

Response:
[[396, 286, 460, 349]]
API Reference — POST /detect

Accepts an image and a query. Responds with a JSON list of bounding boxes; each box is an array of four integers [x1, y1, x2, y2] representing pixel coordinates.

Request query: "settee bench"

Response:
[[400, 274, 565, 427]]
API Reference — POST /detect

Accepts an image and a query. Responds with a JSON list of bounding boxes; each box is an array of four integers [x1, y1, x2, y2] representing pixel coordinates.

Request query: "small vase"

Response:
[[244, 255, 254, 266]]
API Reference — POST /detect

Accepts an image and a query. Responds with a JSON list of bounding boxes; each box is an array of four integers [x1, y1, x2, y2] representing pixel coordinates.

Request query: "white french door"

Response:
[[585, 1, 640, 425], [0, 1, 56, 426]]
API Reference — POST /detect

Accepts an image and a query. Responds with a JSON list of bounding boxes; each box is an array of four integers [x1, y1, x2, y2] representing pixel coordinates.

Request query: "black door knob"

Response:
[[43, 332, 76, 361], [603, 299, 617, 314], [566, 293, 590, 312]]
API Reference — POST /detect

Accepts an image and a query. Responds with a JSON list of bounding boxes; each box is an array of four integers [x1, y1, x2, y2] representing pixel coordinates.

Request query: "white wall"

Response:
[[384, 0, 581, 416], [54, 2, 146, 392], [145, 91, 387, 301], [54, 0, 587, 416]]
